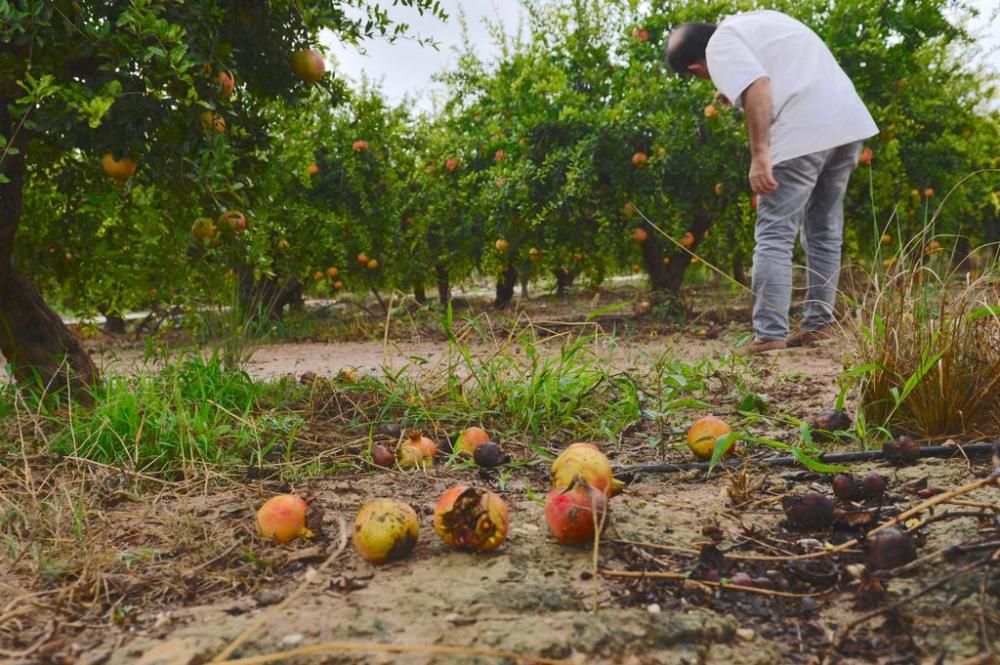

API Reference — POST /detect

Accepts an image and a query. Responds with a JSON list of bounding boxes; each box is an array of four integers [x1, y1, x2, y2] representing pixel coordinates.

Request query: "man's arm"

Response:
[[741, 77, 778, 194]]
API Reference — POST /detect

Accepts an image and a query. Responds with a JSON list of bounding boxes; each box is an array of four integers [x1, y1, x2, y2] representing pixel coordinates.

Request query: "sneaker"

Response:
[[742, 338, 787, 355], [787, 324, 836, 348]]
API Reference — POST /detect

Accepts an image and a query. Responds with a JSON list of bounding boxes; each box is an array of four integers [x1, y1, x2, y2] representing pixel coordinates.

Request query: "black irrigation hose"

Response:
[[614, 442, 1000, 477]]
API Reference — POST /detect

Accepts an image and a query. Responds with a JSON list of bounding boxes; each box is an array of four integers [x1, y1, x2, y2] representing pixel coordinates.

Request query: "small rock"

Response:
[[736, 628, 756, 641], [646, 603, 662, 614], [280, 634, 304, 646]]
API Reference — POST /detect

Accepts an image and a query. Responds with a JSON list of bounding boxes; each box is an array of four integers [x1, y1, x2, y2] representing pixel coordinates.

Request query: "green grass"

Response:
[[3, 355, 307, 474]]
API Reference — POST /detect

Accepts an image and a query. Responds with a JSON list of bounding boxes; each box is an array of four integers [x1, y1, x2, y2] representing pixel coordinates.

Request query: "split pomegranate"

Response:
[[545, 483, 608, 545], [456, 426, 491, 455], [433, 486, 509, 552], [550, 443, 622, 497], [352, 499, 420, 563], [686, 415, 734, 461], [257, 494, 314, 544]]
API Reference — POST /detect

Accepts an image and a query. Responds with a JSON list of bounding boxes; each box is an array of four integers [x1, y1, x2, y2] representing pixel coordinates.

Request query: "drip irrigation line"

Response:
[[614, 442, 999, 477]]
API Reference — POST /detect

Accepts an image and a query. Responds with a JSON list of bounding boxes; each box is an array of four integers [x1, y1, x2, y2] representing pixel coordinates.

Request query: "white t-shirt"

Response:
[[706, 10, 878, 164]]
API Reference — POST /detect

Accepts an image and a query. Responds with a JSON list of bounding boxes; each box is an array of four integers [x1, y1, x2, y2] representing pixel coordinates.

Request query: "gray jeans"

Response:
[[752, 140, 863, 341]]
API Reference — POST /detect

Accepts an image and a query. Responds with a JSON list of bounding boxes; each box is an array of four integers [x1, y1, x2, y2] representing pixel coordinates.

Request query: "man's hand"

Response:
[[749, 154, 778, 194]]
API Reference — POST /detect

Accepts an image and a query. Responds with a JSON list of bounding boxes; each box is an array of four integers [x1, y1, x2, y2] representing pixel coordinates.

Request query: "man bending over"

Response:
[[666, 10, 878, 353]]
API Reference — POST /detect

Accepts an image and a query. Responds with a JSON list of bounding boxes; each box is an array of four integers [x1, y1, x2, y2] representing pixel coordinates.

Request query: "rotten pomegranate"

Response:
[[473, 441, 504, 468], [352, 499, 420, 563], [782, 492, 834, 529], [433, 486, 509, 552], [866, 528, 917, 571]]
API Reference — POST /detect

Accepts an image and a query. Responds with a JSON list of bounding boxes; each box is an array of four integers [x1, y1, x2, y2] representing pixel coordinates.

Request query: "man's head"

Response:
[[665, 22, 717, 79]]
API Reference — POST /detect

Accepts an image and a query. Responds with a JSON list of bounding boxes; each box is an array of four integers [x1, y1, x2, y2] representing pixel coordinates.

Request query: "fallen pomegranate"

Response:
[[866, 528, 916, 571], [686, 415, 734, 461], [433, 486, 509, 552], [859, 472, 887, 501], [352, 499, 420, 563], [782, 492, 834, 529], [473, 441, 504, 468], [398, 430, 437, 468], [832, 473, 861, 501], [550, 443, 622, 497], [371, 444, 394, 468], [545, 483, 609, 545], [257, 494, 314, 544], [883, 435, 920, 466], [456, 426, 491, 455]]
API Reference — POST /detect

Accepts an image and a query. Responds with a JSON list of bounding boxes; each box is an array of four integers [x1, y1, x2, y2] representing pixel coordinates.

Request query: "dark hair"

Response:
[[665, 22, 717, 74]]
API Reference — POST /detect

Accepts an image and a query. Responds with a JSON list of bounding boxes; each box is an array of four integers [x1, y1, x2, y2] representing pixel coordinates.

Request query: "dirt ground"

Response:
[[2, 290, 998, 664]]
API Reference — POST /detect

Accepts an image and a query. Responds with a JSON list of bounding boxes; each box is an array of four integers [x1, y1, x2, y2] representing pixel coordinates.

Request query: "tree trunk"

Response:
[[640, 209, 713, 294], [553, 268, 576, 296], [236, 265, 302, 321], [435, 265, 450, 307], [412, 282, 427, 305], [494, 266, 517, 309], [100, 308, 128, 335], [732, 249, 749, 286], [0, 94, 99, 390]]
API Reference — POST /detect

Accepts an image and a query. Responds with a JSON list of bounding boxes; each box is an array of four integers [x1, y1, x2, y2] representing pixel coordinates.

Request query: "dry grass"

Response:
[[844, 244, 1000, 439]]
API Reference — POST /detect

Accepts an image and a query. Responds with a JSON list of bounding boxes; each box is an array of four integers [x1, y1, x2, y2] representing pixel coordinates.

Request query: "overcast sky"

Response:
[[321, 0, 999, 113]]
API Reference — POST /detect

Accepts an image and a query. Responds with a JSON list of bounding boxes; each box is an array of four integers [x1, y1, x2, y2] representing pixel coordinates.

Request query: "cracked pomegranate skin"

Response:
[[433, 486, 510, 552]]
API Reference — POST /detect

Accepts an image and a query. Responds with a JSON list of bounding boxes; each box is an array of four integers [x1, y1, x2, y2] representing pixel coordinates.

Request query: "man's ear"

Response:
[[687, 61, 709, 79]]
